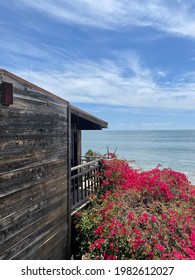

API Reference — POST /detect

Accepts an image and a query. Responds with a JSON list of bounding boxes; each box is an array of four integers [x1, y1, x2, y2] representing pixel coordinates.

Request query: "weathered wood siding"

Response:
[[0, 73, 70, 259]]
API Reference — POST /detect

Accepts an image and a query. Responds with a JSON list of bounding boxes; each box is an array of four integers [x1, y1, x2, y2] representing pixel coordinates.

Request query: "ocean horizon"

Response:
[[82, 129, 195, 184]]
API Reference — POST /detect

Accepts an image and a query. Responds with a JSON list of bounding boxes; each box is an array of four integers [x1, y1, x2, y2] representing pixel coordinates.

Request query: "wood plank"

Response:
[[1, 214, 68, 259], [12, 223, 68, 260], [0, 175, 67, 218], [0, 159, 67, 196], [0, 145, 67, 174], [1, 181, 67, 218], [0, 199, 68, 258], [0, 72, 70, 259]]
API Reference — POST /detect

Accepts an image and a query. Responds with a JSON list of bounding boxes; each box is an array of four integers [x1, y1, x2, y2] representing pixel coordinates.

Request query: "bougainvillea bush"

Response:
[[74, 158, 195, 260]]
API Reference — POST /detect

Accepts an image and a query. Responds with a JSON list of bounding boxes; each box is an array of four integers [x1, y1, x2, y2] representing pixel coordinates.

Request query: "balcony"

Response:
[[70, 159, 102, 214]]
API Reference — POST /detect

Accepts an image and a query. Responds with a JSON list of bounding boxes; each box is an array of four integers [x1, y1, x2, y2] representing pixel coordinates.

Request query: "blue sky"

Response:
[[1, 0, 195, 130]]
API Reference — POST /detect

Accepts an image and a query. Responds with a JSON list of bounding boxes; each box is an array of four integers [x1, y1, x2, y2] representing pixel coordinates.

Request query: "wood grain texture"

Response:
[[0, 73, 70, 259]]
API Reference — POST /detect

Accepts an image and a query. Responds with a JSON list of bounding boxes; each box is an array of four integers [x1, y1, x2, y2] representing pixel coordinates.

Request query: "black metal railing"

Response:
[[71, 159, 102, 213]]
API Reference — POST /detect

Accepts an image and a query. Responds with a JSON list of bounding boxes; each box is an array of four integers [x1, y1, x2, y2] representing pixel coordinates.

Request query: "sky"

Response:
[[1, 0, 195, 130]]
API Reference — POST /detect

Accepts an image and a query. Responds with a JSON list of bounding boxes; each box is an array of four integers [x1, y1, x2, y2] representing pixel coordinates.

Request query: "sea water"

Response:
[[82, 130, 195, 184]]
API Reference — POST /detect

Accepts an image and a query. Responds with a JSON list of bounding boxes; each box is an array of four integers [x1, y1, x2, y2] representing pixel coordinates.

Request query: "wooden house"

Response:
[[0, 69, 107, 259]]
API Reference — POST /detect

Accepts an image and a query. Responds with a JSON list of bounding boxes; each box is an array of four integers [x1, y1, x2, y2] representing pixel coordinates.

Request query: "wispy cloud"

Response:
[[19, 0, 195, 38], [0, 32, 79, 71], [142, 122, 172, 127], [14, 52, 195, 110], [1, 1, 195, 112]]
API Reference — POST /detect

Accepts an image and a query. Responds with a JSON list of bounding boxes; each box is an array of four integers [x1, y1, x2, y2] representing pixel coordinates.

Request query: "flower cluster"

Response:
[[74, 159, 195, 260]]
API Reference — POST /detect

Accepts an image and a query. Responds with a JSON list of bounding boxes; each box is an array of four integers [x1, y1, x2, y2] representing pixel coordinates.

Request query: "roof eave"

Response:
[[71, 104, 108, 130]]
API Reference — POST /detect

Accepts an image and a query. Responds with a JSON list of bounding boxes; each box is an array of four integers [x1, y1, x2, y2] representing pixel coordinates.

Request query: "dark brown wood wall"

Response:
[[0, 74, 70, 259]]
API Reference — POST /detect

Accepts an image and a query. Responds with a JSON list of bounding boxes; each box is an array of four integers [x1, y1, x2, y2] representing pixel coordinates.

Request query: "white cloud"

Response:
[[14, 53, 195, 110], [1, 1, 195, 116], [142, 122, 172, 127], [19, 0, 195, 38], [157, 71, 167, 78]]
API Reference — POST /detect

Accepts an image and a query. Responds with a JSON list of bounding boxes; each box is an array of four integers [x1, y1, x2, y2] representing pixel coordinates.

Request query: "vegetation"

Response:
[[73, 158, 195, 260], [84, 149, 102, 162]]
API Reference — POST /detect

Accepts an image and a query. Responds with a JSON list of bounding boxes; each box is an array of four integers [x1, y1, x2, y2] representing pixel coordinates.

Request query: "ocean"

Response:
[[82, 130, 195, 184]]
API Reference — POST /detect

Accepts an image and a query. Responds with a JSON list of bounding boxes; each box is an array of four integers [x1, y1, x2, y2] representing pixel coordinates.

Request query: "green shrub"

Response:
[[84, 149, 101, 162]]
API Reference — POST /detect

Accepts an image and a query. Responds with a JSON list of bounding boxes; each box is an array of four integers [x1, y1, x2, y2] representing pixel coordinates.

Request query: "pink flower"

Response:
[[160, 213, 167, 220], [155, 243, 165, 252], [128, 212, 134, 219], [94, 225, 104, 235], [148, 251, 154, 259], [107, 255, 117, 260], [173, 251, 185, 259], [151, 216, 157, 222]]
